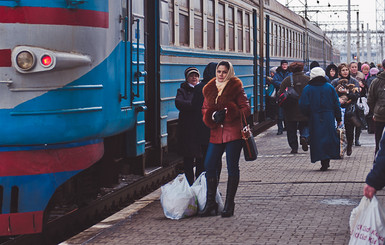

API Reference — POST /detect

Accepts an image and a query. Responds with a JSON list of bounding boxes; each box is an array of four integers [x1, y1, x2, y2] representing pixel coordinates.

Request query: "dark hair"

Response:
[[289, 62, 304, 73], [338, 63, 349, 76], [310, 61, 320, 69], [218, 61, 230, 70]]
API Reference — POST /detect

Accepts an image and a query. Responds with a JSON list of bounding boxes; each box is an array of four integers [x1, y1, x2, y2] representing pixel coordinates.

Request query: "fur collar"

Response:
[[203, 77, 243, 106]]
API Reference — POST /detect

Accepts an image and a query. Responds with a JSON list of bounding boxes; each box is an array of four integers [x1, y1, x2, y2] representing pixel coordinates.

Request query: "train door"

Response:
[[144, 0, 163, 170], [253, 7, 266, 122], [121, 0, 148, 175]]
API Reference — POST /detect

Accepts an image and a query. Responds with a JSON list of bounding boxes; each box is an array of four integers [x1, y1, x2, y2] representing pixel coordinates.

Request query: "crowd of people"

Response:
[[174, 58, 385, 218]]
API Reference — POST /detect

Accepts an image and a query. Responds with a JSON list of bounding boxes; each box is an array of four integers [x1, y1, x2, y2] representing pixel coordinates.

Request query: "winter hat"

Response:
[[280, 60, 288, 65], [184, 67, 200, 79], [370, 67, 379, 76], [269, 66, 278, 74], [310, 67, 325, 79], [361, 63, 370, 71], [310, 61, 320, 69]]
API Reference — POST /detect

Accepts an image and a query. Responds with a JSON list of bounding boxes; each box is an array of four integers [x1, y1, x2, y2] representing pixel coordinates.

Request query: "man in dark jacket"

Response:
[[273, 60, 292, 135], [364, 131, 385, 198], [367, 60, 385, 156], [278, 62, 310, 154]]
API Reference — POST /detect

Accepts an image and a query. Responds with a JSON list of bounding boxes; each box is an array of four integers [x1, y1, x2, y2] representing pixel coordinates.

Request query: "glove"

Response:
[[212, 109, 226, 124]]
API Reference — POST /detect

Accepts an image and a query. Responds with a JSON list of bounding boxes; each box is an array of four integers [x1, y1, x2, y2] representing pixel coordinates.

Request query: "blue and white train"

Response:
[[0, 0, 336, 236]]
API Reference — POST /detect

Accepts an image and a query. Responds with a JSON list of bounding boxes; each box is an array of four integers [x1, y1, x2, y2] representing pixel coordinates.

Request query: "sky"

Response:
[[276, 0, 377, 31], [276, 0, 382, 62]]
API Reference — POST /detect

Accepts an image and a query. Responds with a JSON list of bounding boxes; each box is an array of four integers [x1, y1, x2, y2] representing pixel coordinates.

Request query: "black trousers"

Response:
[[375, 121, 385, 155]]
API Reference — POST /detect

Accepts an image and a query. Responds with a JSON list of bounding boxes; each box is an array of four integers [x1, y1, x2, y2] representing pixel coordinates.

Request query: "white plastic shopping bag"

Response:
[[349, 196, 385, 245], [191, 172, 224, 213], [160, 174, 198, 220]]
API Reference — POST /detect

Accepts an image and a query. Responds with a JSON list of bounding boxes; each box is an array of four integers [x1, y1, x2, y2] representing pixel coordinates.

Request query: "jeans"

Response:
[[286, 121, 309, 150], [204, 140, 243, 178]]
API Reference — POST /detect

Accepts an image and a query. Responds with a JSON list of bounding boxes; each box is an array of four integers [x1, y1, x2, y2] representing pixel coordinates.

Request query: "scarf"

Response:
[[215, 61, 235, 104]]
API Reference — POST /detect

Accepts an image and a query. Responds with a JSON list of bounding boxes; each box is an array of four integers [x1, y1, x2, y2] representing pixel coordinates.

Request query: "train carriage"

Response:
[[0, 0, 337, 236]]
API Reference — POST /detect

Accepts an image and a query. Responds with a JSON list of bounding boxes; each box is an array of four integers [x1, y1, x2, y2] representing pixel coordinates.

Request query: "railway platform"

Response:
[[62, 125, 382, 245]]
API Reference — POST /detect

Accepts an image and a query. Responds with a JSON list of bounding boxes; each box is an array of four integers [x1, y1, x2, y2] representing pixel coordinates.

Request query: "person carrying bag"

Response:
[[277, 75, 299, 108]]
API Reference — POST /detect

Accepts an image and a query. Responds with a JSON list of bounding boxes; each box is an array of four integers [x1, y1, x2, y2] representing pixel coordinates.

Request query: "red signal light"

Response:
[[41, 55, 52, 67]]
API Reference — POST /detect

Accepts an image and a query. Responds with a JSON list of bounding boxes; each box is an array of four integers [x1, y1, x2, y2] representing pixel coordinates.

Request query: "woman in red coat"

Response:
[[199, 61, 251, 217]]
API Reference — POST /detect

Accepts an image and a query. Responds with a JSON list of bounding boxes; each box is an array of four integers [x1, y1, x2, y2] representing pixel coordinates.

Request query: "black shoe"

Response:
[[355, 141, 361, 146], [347, 146, 352, 156], [277, 131, 283, 135], [290, 149, 298, 154], [300, 137, 308, 151], [199, 177, 219, 217], [320, 159, 330, 171], [221, 176, 239, 218]]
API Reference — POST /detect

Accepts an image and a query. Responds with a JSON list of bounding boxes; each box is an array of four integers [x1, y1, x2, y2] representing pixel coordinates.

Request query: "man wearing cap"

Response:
[[367, 59, 385, 159], [175, 67, 204, 185], [299, 67, 342, 171], [273, 60, 292, 135]]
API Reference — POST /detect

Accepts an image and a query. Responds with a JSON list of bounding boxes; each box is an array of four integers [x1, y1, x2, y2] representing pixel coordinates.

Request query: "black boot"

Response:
[[199, 177, 218, 217], [221, 176, 239, 218], [355, 128, 361, 146], [320, 159, 330, 171], [347, 143, 353, 156]]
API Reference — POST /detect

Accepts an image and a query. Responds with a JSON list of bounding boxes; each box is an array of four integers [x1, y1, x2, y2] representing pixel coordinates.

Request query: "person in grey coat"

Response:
[[299, 67, 342, 171]]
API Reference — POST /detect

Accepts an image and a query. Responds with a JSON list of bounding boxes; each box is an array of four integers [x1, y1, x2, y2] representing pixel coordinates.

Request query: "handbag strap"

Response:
[[240, 110, 247, 128], [290, 75, 294, 87]]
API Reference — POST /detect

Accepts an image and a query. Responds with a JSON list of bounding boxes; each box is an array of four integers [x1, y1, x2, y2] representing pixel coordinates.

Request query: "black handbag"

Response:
[[240, 111, 258, 161], [277, 76, 299, 107]]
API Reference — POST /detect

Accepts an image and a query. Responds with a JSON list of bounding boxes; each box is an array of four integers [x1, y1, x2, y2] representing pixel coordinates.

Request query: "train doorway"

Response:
[[144, 0, 162, 170]]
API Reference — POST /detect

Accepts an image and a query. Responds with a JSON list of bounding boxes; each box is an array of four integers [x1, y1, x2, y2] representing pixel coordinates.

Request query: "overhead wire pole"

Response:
[[357, 11, 360, 62], [376, 0, 385, 63], [347, 0, 351, 63]]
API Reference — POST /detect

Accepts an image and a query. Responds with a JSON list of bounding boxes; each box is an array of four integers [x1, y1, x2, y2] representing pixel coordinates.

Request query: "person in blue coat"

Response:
[[299, 67, 343, 171], [364, 130, 385, 199], [273, 60, 292, 135]]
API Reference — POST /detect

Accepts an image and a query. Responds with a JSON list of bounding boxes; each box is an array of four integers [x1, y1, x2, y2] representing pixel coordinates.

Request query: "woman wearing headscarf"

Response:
[[299, 67, 342, 171], [331, 63, 361, 154], [199, 61, 250, 217]]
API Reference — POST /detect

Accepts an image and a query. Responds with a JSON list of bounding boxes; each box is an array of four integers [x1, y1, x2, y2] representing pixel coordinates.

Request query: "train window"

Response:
[[194, 0, 202, 12], [282, 27, 286, 57], [207, 0, 214, 17], [245, 12, 250, 53], [179, 0, 188, 8], [228, 6, 235, 51], [10, 186, 18, 213], [286, 29, 288, 57], [207, 0, 215, 50], [218, 3, 225, 51], [274, 24, 278, 57], [168, 1, 174, 45], [179, 3, 189, 47], [289, 30, 292, 58], [278, 26, 281, 57], [237, 10, 243, 52], [194, 0, 203, 48]]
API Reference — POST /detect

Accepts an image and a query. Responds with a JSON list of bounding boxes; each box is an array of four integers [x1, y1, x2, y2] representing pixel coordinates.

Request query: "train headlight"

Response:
[[41, 55, 53, 67], [16, 51, 35, 70]]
